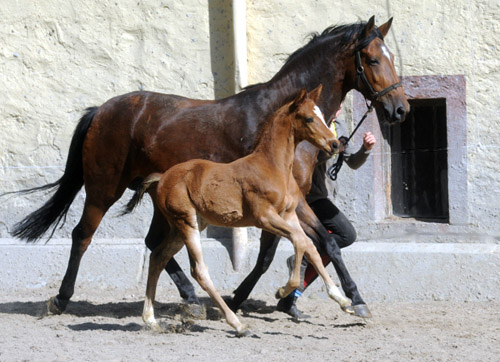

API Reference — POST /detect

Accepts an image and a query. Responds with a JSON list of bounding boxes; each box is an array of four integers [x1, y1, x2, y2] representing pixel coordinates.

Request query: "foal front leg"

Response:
[[283, 212, 353, 314]]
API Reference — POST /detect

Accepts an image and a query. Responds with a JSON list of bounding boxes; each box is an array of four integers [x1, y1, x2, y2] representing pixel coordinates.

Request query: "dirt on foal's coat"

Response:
[[127, 86, 351, 336]]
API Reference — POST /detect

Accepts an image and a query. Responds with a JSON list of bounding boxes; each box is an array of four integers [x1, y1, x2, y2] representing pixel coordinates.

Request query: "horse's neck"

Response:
[[252, 109, 297, 176], [269, 55, 350, 121], [231, 49, 350, 155]]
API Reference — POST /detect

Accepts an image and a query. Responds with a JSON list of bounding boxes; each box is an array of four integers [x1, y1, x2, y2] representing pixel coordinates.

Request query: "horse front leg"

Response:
[[229, 230, 280, 311], [296, 197, 371, 318]]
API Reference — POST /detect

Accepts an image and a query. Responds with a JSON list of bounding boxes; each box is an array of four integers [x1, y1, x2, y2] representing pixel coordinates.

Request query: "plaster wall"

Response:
[[1, 1, 499, 299]]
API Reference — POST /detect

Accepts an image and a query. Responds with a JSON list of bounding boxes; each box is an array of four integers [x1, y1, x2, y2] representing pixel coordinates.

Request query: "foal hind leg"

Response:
[[146, 209, 202, 310], [181, 224, 249, 336], [143, 231, 185, 332], [48, 197, 114, 314]]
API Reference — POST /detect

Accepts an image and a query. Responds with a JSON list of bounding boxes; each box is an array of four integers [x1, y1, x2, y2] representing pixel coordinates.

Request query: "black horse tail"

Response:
[[121, 174, 162, 215], [8, 107, 99, 243]]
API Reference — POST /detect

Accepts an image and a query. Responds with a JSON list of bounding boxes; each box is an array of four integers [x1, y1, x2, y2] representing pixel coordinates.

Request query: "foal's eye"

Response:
[[305, 117, 314, 123]]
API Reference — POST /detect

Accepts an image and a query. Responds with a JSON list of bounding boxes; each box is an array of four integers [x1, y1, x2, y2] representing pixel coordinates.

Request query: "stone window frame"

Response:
[[352, 75, 467, 225]]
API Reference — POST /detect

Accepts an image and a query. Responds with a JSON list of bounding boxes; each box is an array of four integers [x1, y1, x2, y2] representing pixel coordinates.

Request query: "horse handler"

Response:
[[277, 103, 377, 318]]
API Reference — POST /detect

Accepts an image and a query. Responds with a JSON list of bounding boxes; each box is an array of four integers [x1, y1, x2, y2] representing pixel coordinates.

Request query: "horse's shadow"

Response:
[[0, 296, 276, 320], [0, 297, 366, 335]]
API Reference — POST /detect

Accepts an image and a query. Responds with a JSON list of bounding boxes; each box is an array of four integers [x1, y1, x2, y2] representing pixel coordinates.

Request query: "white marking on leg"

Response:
[[313, 105, 327, 127]]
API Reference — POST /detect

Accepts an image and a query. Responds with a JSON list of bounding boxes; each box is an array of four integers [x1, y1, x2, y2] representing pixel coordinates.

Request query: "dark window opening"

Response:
[[390, 98, 449, 221]]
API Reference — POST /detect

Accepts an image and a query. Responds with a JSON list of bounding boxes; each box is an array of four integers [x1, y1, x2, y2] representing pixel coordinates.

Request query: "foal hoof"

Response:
[[181, 303, 206, 320], [146, 322, 166, 333], [237, 328, 253, 338], [353, 304, 372, 318], [46, 296, 65, 315], [341, 304, 355, 315], [275, 287, 286, 299]]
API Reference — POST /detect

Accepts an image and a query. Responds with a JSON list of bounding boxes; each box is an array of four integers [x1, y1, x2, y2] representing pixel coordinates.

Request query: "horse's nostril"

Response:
[[397, 106, 406, 116]]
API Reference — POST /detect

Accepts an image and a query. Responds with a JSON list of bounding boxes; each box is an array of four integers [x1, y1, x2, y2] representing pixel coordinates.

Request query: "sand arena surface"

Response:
[[1, 288, 499, 362]]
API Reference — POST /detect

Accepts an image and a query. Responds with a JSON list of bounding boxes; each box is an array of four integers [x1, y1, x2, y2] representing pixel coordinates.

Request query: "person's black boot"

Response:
[[276, 292, 310, 319]]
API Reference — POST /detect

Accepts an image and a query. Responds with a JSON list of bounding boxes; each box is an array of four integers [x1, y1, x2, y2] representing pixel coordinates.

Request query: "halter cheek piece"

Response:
[[327, 32, 403, 181], [354, 50, 402, 102]]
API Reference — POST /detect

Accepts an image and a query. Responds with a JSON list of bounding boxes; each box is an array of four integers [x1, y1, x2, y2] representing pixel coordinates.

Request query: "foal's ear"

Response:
[[291, 88, 308, 111], [378, 17, 393, 38], [363, 15, 376, 38], [308, 84, 323, 102]]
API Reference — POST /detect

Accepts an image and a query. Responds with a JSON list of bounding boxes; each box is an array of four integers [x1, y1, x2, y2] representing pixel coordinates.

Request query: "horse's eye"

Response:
[[367, 58, 379, 66], [305, 117, 314, 123]]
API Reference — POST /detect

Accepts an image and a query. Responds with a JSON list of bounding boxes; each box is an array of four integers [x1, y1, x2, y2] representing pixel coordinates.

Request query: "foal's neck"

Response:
[[252, 108, 299, 176]]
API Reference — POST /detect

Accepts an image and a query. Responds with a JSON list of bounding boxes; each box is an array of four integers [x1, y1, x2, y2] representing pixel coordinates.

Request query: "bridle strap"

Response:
[[327, 33, 403, 181], [327, 103, 374, 181], [355, 50, 402, 102]]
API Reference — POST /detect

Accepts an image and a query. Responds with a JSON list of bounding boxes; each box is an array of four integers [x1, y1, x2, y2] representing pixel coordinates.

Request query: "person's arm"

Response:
[[344, 132, 376, 170]]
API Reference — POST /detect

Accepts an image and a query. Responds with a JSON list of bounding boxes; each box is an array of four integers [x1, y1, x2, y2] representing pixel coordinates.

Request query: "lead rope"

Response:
[[327, 102, 375, 181]]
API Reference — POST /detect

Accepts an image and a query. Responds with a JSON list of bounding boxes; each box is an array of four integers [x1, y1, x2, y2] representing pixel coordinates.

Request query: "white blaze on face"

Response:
[[381, 44, 391, 61], [313, 105, 327, 127]]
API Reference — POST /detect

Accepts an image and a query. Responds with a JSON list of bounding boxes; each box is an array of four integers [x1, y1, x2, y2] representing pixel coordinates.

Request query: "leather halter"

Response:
[[327, 36, 403, 182], [355, 49, 402, 102]]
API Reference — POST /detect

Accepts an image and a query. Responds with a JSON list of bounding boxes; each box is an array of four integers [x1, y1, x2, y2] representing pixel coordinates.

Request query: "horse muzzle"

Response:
[[380, 100, 410, 125]]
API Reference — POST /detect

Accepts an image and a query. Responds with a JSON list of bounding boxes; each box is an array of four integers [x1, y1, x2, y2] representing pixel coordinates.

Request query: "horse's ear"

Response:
[[291, 88, 307, 111], [378, 17, 393, 38], [363, 16, 376, 38], [308, 84, 323, 102]]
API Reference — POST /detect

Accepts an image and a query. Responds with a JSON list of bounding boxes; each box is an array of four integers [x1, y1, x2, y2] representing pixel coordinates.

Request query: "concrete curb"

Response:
[[1, 239, 498, 302]]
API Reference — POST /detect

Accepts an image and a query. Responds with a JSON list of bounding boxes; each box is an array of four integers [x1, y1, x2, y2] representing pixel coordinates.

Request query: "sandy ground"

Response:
[[1, 288, 499, 362]]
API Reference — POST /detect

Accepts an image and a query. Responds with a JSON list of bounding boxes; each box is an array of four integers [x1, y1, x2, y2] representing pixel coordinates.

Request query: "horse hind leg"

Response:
[[48, 196, 116, 314], [230, 230, 281, 311]]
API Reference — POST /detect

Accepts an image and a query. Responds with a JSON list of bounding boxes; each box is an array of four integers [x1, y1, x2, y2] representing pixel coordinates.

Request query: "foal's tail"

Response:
[[122, 173, 162, 215], [7, 107, 99, 243]]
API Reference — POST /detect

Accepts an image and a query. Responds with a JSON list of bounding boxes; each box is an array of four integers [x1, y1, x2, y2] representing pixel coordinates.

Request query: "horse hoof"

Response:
[[47, 296, 65, 315], [181, 303, 206, 320], [353, 304, 372, 318], [275, 287, 286, 299], [341, 304, 355, 315]]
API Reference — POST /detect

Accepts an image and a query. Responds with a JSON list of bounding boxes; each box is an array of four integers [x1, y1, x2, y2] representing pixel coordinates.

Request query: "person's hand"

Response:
[[363, 132, 376, 150]]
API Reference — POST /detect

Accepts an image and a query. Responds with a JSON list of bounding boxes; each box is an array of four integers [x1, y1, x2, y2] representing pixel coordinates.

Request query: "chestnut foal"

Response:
[[126, 85, 350, 336]]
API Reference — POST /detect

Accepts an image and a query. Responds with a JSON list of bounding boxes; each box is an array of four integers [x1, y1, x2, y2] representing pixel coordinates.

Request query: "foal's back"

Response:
[[151, 85, 336, 230]]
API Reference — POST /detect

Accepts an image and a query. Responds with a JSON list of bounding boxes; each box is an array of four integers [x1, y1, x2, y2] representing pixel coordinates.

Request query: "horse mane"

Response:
[[283, 20, 383, 67], [243, 20, 383, 93]]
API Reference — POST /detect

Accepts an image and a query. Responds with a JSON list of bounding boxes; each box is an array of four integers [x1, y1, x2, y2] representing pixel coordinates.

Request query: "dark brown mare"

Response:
[[10, 17, 409, 317], [126, 86, 348, 336]]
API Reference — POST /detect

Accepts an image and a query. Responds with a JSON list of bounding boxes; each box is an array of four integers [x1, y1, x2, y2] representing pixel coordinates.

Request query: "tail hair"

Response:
[[4, 107, 98, 242], [121, 174, 162, 215]]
